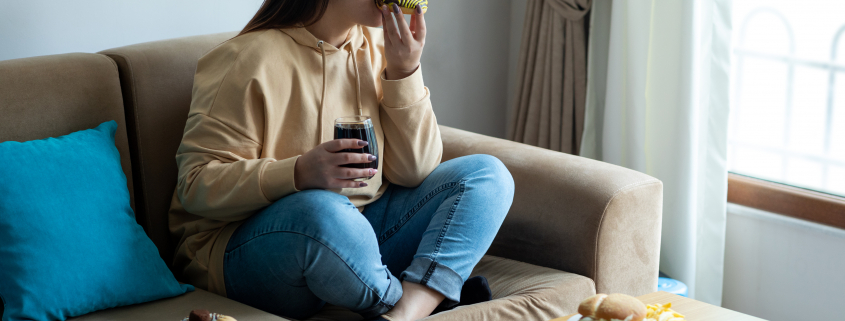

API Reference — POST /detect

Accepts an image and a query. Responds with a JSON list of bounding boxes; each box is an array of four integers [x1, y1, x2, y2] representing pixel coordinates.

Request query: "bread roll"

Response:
[[375, 0, 428, 15], [578, 293, 647, 321]]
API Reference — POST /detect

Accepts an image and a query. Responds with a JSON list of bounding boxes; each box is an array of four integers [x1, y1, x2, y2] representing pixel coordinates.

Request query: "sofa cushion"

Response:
[[0, 121, 193, 320], [98, 32, 237, 266], [0, 53, 135, 212], [65, 255, 593, 321], [304, 255, 596, 321], [68, 288, 289, 321], [433, 255, 595, 320]]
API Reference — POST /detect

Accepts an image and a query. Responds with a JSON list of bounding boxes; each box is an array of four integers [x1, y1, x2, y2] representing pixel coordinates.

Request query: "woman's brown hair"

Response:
[[238, 0, 331, 36]]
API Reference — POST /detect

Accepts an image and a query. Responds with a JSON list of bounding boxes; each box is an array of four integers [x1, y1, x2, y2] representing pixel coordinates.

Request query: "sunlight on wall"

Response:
[[723, 203, 845, 320]]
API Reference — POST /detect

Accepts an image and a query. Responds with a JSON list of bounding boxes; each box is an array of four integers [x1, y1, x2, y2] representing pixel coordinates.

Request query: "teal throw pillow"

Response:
[[0, 121, 193, 321]]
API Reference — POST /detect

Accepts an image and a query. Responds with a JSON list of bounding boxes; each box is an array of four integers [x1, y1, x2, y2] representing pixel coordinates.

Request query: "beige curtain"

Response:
[[508, 0, 591, 154]]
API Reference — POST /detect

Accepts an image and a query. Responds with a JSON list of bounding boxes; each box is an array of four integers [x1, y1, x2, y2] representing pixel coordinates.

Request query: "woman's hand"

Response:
[[294, 139, 378, 190], [381, 3, 426, 80]]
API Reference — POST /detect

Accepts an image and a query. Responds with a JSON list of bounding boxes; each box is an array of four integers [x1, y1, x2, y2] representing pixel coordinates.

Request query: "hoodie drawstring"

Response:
[[317, 41, 328, 145], [316, 34, 364, 145], [351, 48, 364, 116]]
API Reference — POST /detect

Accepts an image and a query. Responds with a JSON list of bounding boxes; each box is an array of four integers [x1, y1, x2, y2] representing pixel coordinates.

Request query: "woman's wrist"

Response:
[[385, 64, 419, 80], [293, 157, 304, 191]]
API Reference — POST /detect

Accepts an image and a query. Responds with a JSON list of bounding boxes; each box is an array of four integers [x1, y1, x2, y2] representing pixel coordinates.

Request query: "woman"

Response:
[[168, 0, 515, 320]]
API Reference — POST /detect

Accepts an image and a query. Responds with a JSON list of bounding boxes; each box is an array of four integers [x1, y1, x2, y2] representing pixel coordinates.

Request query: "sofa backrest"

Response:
[[99, 32, 237, 266], [0, 53, 136, 211]]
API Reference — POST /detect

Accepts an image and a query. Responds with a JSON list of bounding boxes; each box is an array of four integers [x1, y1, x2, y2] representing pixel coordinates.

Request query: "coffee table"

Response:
[[552, 291, 765, 321]]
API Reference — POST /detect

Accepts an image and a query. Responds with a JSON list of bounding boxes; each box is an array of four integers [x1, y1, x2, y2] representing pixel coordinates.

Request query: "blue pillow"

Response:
[[0, 121, 193, 321]]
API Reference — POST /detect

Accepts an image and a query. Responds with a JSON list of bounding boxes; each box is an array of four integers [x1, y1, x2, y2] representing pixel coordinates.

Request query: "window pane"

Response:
[[729, 0, 845, 197]]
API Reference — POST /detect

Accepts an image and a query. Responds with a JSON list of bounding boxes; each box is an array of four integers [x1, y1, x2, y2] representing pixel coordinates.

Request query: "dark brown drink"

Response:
[[334, 116, 379, 180]]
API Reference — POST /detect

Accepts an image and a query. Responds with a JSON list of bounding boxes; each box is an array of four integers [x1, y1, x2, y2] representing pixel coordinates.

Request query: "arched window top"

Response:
[[833, 25, 845, 62], [737, 8, 795, 55]]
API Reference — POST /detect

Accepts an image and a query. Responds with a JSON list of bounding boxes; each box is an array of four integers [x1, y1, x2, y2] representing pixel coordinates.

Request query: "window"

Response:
[[729, 0, 845, 198]]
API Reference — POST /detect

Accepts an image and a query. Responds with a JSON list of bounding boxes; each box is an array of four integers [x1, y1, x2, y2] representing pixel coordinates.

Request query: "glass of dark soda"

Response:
[[334, 116, 379, 181]]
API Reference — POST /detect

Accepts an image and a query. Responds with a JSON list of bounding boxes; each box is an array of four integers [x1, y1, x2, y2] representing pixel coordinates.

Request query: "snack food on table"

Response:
[[576, 293, 686, 321], [577, 293, 647, 321], [180, 309, 237, 321], [644, 302, 685, 321], [374, 0, 428, 14]]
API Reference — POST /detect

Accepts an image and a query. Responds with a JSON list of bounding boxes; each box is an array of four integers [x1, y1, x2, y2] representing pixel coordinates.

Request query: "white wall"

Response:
[[0, 0, 263, 61], [722, 203, 845, 320], [421, 0, 515, 138], [1, 0, 521, 139]]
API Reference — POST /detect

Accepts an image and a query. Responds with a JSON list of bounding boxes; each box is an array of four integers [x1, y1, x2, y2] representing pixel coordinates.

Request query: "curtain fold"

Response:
[[581, 0, 732, 305], [508, 0, 591, 154]]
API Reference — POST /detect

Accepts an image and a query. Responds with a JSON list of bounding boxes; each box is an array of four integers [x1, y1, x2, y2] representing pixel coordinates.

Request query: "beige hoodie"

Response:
[[168, 25, 442, 296]]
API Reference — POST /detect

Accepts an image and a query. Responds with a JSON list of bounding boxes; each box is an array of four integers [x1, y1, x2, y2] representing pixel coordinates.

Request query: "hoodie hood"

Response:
[[280, 25, 368, 54]]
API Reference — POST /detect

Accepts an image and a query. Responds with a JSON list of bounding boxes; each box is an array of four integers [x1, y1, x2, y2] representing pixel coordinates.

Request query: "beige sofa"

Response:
[[0, 32, 662, 321]]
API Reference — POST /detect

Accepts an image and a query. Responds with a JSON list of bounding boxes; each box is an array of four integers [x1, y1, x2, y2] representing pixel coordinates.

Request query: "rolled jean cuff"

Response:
[[356, 269, 403, 319], [400, 257, 463, 306]]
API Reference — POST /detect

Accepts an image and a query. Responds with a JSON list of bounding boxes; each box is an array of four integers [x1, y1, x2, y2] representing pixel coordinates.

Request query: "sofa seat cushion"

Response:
[[68, 255, 593, 321], [305, 255, 596, 321], [67, 288, 290, 321]]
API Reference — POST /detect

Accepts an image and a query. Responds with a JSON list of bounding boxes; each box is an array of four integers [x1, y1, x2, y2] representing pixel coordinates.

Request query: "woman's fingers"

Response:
[[331, 152, 376, 165], [323, 139, 368, 153], [410, 14, 416, 36], [298, 139, 378, 190], [392, 3, 414, 42], [382, 4, 424, 79], [333, 167, 377, 180], [381, 8, 391, 46], [413, 5, 427, 42], [337, 179, 369, 188], [382, 5, 401, 44]]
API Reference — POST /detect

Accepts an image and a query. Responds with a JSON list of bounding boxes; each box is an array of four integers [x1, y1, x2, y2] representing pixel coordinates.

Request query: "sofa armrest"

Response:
[[440, 126, 662, 296]]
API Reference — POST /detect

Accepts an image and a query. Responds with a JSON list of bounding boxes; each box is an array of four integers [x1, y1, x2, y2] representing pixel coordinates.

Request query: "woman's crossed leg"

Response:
[[223, 155, 514, 320]]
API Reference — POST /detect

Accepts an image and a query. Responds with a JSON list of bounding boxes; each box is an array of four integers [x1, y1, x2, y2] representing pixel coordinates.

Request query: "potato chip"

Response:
[[644, 303, 685, 321]]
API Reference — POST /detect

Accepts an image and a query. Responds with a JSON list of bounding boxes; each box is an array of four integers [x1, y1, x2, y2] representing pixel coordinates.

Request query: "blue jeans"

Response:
[[223, 155, 514, 319]]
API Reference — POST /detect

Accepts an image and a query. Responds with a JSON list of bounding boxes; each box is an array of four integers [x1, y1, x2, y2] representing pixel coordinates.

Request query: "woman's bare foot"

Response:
[[382, 281, 445, 321]]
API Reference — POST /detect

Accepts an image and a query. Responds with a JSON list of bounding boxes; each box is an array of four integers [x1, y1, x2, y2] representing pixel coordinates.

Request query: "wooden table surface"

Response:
[[551, 291, 766, 321]]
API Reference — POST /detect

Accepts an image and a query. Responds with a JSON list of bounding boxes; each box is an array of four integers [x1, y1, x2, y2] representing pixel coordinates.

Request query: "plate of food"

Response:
[[566, 293, 686, 321]]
